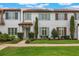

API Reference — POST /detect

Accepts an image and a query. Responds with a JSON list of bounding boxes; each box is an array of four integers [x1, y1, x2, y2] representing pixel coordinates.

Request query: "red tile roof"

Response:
[[0, 8, 21, 11], [54, 9, 79, 12], [23, 9, 53, 12], [23, 9, 79, 12], [0, 8, 79, 12]]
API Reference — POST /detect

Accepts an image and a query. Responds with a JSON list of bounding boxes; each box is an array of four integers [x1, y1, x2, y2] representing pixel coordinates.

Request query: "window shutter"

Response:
[[6, 13, 8, 19], [64, 13, 67, 20], [64, 27, 66, 36], [57, 27, 59, 35], [15, 12, 18, 19], [55, 13, 58, 20], [74, 13, 77, 20]]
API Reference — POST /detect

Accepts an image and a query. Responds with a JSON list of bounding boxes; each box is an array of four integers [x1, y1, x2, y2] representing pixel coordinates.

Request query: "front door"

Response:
[[26, 27, 30, 38]]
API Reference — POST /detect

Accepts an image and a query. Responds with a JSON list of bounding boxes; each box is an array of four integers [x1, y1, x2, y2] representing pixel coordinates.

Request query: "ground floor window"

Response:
[[39, 27, 49, 38], [57, 27, 66, 36], [8, 28, 17, 35]]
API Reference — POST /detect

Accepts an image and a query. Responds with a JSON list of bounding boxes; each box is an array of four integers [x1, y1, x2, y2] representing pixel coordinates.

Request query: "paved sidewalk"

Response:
[[1, 40, 79, 50], [0, 44, 8, 50], [17, 40, 26, 45], [5, 44, 79, 47]]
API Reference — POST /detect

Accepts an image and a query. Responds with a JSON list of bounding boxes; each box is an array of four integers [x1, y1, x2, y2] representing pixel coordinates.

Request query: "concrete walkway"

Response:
[[5, 44, 79, 47], [0, 44, 8, 50], [0, 40, 26, 50], [1, 40, 79, 50], [17, 40, 26, 45]]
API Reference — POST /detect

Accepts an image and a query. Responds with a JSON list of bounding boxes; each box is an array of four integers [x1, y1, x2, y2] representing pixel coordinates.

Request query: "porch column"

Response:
[[23, 28, 26, 39], [18, 26, 22, 32]]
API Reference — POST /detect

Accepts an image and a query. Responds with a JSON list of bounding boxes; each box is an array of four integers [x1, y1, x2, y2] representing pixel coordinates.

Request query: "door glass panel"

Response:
[[26, 27, 30, 38]]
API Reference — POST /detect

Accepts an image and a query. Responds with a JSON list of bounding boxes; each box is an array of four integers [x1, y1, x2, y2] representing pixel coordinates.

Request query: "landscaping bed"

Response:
[[0, 46, 79, 56], [0, 33, 23, 44], [27, 39, 79, 44], [0, 39, 22, 44]]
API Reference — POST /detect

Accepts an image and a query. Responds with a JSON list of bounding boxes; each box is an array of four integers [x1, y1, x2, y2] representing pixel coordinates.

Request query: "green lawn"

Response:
[[0, 46, 79, 56], [31, 40, 79, 44]]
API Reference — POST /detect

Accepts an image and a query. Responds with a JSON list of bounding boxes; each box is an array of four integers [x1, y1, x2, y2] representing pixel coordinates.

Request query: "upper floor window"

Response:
[[38, 13, 50, 20], [74, 13, 79, 20], [23, 13, 31, 20], [55, 13, 67, 20], [5, 11, 18, 20]]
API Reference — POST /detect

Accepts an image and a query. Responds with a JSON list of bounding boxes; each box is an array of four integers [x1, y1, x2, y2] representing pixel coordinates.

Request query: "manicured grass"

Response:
[[31, 40, 79, 44], [0, 46, 79, 56]]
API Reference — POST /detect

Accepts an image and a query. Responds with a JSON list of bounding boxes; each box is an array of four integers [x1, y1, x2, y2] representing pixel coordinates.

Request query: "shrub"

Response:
[[28, 32, 34, 39], [17, 32, 24, 39], [70, 16, 75, 39], [0, 34, 5, 41], [9, 35, 16, 41], [51, 28, 59, 39], [3, 33, 10, 41], [0, 32, 2, 34], [61, 35, 70, 40], [0, 34, 10, 41], [40, 36, 49, 39], [34, 17, 38, 39], [25, 39, 31, 44], [0, 34, 16, 41]]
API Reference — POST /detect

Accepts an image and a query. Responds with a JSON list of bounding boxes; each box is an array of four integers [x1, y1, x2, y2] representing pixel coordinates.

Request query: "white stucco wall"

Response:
[[0, 9, 79, 39], [0, 11, 21, 34]]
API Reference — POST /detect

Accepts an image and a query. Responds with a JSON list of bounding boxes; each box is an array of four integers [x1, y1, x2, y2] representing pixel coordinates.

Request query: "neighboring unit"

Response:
[[0, 8, 79, 39]]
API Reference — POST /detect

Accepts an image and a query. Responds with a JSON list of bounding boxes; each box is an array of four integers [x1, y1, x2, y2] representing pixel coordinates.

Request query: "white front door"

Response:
[[26, 27, 30, 38], [23, 27, 30, 39]]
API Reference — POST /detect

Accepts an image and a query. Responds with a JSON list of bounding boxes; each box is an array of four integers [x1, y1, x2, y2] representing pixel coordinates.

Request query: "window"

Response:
[[58, 13, 64, 20], [5, 11, 18, 19], [55, 13, 67, 20], [39, 27, 49, 38], [23, 13, 31, 20], [15, 12, 18, 19], [74, 13, 79, 20], [38, 13, 50, 20], [57, 27, 66, 36], [8, 28, 17, 35]]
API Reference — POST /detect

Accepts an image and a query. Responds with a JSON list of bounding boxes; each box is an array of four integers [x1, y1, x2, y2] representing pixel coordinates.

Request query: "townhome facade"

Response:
[[0, 8, 79, 39]]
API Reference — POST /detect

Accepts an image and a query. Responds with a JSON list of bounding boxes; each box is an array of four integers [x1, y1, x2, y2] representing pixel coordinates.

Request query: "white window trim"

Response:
[[58, 13, 65, 20], [5, 11, 18, 20], [38, 13, 50, 20], [23, 13, 31, 20], [39, 27, 49, 36]]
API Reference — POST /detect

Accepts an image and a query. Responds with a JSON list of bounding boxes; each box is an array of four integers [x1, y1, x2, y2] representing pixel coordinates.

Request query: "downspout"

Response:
[[1, 10, 5, 25]]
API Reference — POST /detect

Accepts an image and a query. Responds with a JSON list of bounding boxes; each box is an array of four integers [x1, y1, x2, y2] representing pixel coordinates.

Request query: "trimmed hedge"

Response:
[[25, 39, 31, 44], [28, 32, 34, 39], [0, 33, 16, 41], [61, 35, 70, 40], [17, 32, 24, 39]]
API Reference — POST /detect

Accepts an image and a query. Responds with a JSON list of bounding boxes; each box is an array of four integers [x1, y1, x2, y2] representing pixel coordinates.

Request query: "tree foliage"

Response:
[[70, 16, 75, 39], [34, 17, 38, 39], [51, 28, 59, 39]]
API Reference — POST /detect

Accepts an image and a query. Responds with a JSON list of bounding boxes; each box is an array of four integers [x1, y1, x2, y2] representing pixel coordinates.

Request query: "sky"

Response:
[[0, 3, 79, 9]]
